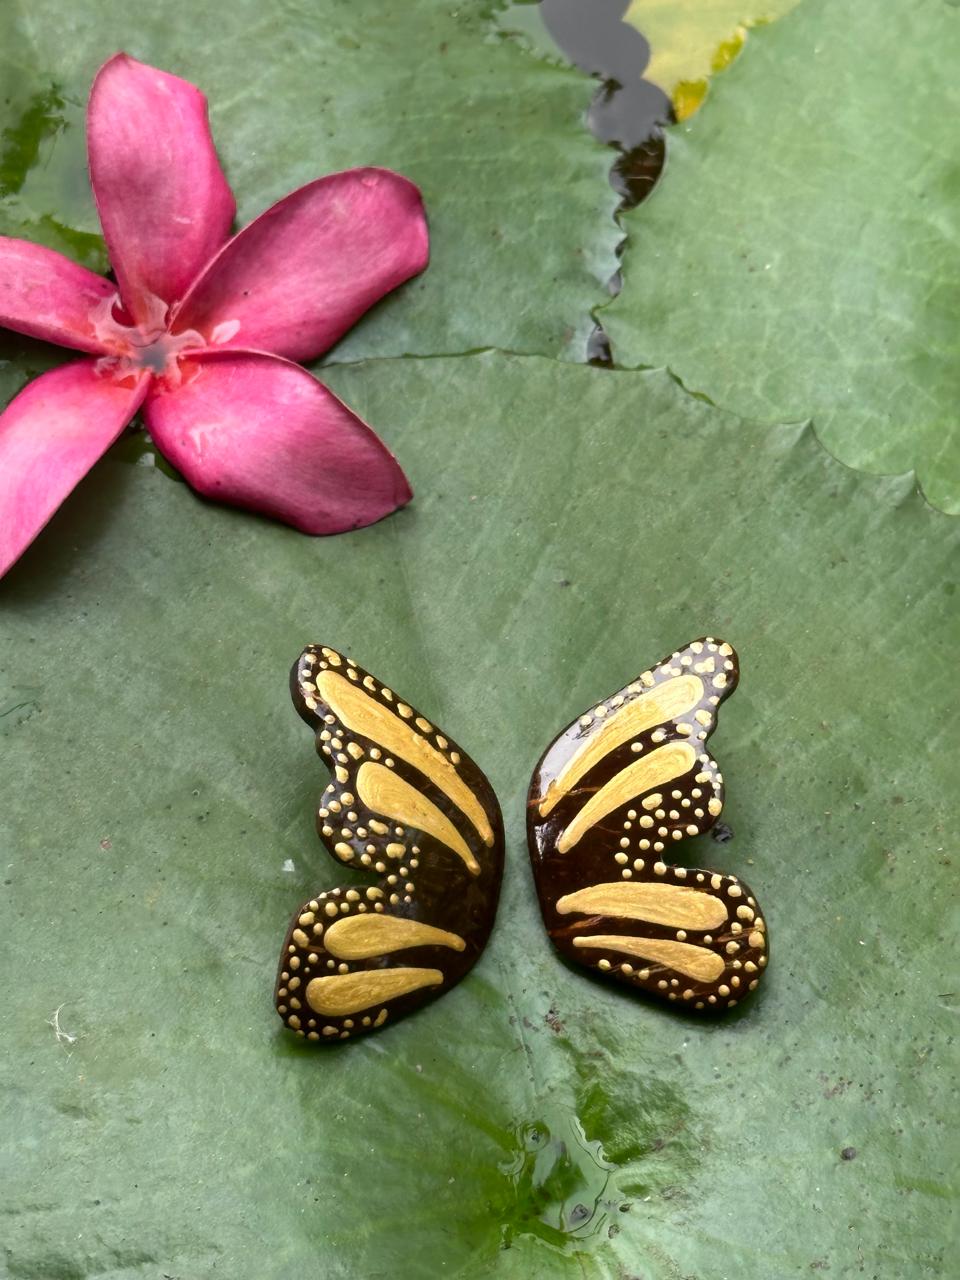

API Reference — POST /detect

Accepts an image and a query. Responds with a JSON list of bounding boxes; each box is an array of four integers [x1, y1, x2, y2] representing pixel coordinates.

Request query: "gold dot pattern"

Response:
[[275, 646, 504, 1043], [527, 637, 769, 1013]]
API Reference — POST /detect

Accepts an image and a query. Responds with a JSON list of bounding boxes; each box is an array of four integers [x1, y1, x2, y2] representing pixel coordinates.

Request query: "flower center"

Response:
[[125, 327, 205, 373], [90, 292, 206, 387]]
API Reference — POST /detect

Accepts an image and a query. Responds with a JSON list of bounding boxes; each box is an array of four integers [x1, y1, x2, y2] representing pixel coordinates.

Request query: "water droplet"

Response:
[[498, 1113, 615, 1249]]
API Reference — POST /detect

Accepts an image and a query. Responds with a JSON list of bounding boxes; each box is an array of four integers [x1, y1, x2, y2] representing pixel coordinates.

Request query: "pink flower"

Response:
[[0, 53, 429, 578]]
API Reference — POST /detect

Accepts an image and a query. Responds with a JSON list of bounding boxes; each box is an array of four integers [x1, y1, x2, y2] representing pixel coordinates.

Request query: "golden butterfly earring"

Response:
[[275, 636, 768, 1044], [274, 646, 504, 1042], [527, 637, 769, 1013]]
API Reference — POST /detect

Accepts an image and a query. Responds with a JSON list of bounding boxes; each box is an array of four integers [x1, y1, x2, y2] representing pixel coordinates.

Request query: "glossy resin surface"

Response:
[[528, 638, 768, 1013], [276, 646, 504, 1042]]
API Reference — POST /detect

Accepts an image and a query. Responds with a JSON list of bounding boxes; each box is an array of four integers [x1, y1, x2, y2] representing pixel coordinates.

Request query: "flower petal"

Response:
[[0, 238, 116, 353], [0, 361, 149, 578], [173, 168, 429, 361], [87, 53, 235, 324], [143, 351, 412, 534]]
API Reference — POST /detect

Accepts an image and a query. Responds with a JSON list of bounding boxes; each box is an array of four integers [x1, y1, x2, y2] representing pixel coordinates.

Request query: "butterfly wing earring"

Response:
[[527, 638, 768, 1013], [276, 646, 504, 1042]]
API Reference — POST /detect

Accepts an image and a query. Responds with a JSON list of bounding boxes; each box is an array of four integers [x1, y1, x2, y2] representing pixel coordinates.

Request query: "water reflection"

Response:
[[537, 0, 672, 365], [500, 1114, 617, 1248], [539, 0, 670, 153], [0, 84, 106, 271], [0, 85, 67, 196]]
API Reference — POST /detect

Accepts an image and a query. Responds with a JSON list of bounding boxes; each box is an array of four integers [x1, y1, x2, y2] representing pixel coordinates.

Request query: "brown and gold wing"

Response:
[[527, 637, 769, 1013], [275, 645, 504, 1042]]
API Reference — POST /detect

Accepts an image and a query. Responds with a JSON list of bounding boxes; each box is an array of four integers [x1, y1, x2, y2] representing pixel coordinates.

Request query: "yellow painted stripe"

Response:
[[573, 934, 724, 983], [538, 674, 703, 817], [305, 967, 443, 1015], [357, 761, 480, 874], [323, 914, 466, 960], [556, 881, 728, 930], [317, 670, 493, 846], [556, 741, 696, 853]]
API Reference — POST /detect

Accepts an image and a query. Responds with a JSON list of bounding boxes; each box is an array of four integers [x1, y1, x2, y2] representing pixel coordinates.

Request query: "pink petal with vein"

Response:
[[173, 168, 428, 361], [87, 53, 235, 324], [144, 351, 412, 534], [0, 238, 116, 353], [0, 361, 149, 578]]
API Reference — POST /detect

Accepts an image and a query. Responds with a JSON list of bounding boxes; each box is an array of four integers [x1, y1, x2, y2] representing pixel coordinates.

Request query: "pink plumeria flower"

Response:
[[0, 53, 429, 578]]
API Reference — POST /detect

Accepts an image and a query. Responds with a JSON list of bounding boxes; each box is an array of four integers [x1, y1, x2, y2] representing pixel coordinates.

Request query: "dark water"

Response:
[[537, 0, 672, 363], [539, 0, 671, 154]]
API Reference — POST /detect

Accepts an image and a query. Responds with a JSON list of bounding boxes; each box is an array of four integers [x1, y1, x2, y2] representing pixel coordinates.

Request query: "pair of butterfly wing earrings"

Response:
[[275, 639, 768, 1043]]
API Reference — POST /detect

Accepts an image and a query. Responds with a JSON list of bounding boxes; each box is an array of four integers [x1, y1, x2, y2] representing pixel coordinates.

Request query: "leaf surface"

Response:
[[1, 351, 955, 1278], [605, 0, 960, 511]]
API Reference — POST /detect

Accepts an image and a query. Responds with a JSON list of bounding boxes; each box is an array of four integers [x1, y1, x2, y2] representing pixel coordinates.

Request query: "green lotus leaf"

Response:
[[2, 352, 955, 1277], [604, 0, 960, 512]]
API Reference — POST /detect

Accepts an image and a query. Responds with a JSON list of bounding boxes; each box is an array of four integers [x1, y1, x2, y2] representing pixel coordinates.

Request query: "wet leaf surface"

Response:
[[2, 352, 956, 1278], [604, 0, 960, 512]]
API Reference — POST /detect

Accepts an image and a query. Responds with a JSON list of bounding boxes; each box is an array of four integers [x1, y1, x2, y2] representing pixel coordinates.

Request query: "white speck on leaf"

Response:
[[47, 1004, 77, 1049]]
